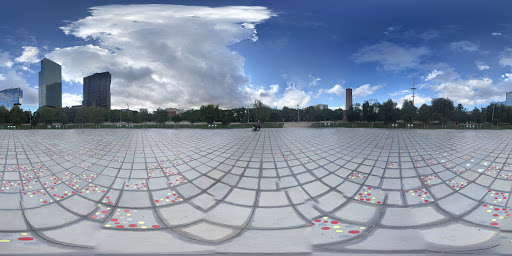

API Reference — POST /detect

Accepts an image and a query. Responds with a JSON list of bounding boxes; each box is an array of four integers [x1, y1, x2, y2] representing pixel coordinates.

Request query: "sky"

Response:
[[1, 0, 512, 112]]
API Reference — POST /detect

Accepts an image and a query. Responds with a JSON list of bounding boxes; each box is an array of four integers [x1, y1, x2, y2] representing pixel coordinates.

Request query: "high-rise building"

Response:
[[82, 72, 111, 110], [39, 58, 62, 108], [0, 88, 23, 109], [505, 92, 512, 106], [344, 88, 352, 121]]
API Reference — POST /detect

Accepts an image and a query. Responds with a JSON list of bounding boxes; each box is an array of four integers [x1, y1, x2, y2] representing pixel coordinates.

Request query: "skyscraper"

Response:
[[83, 72, 111, 110], [0, 88, 23, 109], [39, 58, 62, 108]]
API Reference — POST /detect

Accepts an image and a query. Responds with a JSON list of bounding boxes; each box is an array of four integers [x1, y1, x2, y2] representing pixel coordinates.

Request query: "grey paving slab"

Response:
[[2, 128, 512, 254]]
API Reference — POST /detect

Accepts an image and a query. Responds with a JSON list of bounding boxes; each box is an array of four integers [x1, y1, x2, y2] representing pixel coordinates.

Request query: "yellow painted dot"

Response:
[[0, 240, 10, 242], [500, 216, 504, 219], [322, 217, 328, 219], [333, 225, 340, 228], [487, 210, 492, 212], [360, 227, 366, 230], [105, 224, 111, 227], [141, 226, 147, 229], [336, 230, 343, 232], [127, 214, 131, 216], [138, 221, 145, 224], [20, 233, 28, 236]]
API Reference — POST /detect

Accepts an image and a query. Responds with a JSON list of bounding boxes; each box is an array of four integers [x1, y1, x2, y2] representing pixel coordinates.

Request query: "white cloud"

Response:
[[326, 84, 344, 96], [47, 4, 275, 110], [450, 40, 479, 52], [353, 41, 429, 71], [0, 74, 4, 80], [352, 84, 382, 98], [500, 57, 512, 69], [503, 73, 512, 81], [492, 32, 502, 36], [388, 89, 410, 97], [315, 83, 344, 98], [243, 84, 311, 108], [429, 77, 509, 106], [14, 46, 39, 64], [308, 74, 321, 87], [0, 70, 38, 106], [0, 51, 13, 68], [475, 61, 490, 70], [394, 94, 432, 108], [425, 69, 444, 81], [62, 93, 83, 107]]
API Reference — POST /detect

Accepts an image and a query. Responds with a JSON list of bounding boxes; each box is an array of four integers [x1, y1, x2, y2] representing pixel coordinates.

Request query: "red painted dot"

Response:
[[111, 218, 118, 222], [321, 227, 330, 230], [483, 204, 488, 207], [331, 221, 339, 224], [91, 215, 97, 218], [152, 225, 160, 228], [128, 224, 137, 227], [18, 237, 33, 241], [377, 201, 382, 204], [323, 221, 328, 223], [102, 211, 108, 213], [495, 208, 500, 211], [124, 210, 130, 212], [116, 225, 124, 228], [314, 219, 321, 222], [490, 222, 498, 226], [493, 214, 499, 217], [348, 230, 360, 234]]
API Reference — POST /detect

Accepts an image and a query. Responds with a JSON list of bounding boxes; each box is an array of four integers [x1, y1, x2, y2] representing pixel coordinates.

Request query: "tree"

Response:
[[171, 115, 182, 127], [200, 104, 217, 124], [347, 104, 361, 127], [0, 105, 9, 126], [269, 109, 282, 122], [381, 99, 399, 124], [9, 105, 25, 127], [418, 104, 432, 128], [75, 107, 88, 127], [55, 109, 69, 125], [39, 106, 56, 125], [154, 108, 169, 126], [282, 106, 296, 122], [401, 100, 417, 125], [431, 98, 454, 128], [252, 100, 271, 122], [454, 104, 467, 126]]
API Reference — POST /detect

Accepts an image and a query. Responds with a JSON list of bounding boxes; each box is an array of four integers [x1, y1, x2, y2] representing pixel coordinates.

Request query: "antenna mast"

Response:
[[411, 77, 416, 105]]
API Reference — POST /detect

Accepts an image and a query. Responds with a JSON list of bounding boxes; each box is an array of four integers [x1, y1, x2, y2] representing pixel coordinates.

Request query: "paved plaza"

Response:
[[1, 128, 512, 255]]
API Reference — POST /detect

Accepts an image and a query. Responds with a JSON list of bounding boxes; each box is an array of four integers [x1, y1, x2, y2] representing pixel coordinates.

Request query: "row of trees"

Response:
[[1, 98, 510, 127], [346, 98, 499, 128]]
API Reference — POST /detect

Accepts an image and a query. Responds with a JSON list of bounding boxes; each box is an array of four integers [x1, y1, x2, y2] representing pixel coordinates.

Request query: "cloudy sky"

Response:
[[1, 0, 512, 111]]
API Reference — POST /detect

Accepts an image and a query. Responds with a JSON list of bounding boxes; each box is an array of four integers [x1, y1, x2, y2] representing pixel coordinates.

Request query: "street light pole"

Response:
[[247, 106, 249, 123], [297, 104, 299, 122]]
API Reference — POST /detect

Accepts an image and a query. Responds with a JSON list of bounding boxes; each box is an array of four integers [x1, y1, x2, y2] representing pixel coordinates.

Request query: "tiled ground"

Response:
[[1, 128, 512, 255]]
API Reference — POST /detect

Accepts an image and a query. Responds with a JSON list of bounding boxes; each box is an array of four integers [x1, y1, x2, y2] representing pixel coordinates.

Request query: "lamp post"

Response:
[[297, 104, 299, 122], [247, 106, 250, 123], [29, 110, 31, 129]]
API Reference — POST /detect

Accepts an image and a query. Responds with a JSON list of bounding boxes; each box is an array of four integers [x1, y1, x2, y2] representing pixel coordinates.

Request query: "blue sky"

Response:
[[1, 0, 512, 112]]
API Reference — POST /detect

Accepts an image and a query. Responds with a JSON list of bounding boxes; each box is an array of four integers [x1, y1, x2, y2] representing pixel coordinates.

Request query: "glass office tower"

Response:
[[39, 58, 62, 108], [83, 72, 111, 110], [0, 88, 23, 109]]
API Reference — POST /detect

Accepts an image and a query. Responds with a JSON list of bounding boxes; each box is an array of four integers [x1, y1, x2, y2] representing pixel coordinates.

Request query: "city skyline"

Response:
[[1, 0, 512, 112]]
